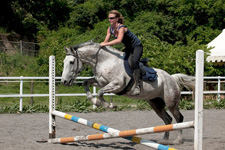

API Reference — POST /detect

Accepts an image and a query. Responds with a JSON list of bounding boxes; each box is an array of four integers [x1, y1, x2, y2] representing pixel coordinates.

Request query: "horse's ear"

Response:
[[69, 46, 73, 51], [64, 46, 70, 53], [70, 46, 76, 55], [64, 46, 76, 56], [65, 46, 77, 56]]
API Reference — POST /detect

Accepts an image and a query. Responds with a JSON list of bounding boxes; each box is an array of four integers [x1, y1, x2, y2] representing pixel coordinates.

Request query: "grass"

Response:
[[0, 81, 225, 113], [0, 81, 151, 113]]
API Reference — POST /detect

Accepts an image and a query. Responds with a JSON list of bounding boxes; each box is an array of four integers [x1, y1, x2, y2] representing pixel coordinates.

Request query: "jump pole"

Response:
[[49, 111, 179, 150], [194, 50, 204, 150], [48, 110, 194, 144]]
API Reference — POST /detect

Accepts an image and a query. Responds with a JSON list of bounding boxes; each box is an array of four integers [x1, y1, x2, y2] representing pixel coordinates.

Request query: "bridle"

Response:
[[74, 49, 80, 76], [67, 45, 101, 79], [66, 48, 80, 79]]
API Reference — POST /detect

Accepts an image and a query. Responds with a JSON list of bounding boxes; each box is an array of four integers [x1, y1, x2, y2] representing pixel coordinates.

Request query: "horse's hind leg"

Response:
[[148, 98, 172, 141], [168, 104, 184, 144]]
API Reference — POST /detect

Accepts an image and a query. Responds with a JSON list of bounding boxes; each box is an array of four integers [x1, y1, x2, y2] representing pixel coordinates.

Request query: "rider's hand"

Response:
[[100, 42, 107, 47]]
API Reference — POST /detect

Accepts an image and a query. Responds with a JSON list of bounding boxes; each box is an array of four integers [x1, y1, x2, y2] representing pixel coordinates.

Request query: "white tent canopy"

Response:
[[206, 29, 225, 65]]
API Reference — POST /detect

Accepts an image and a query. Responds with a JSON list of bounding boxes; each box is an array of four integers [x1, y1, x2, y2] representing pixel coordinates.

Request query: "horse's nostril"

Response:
[[64, 80, 67, 84]]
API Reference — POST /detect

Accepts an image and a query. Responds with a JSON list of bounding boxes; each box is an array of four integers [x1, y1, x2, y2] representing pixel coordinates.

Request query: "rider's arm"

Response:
[[103, 27, 111, 43], [100, 27, 125, 47]]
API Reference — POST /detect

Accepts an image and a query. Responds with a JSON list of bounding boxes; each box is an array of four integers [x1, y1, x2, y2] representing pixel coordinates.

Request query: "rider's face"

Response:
[[108, 14, 118, 25]]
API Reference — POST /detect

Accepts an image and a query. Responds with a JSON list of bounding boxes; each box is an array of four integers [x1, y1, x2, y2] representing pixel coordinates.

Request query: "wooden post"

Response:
[[20, 40, 23, 55]]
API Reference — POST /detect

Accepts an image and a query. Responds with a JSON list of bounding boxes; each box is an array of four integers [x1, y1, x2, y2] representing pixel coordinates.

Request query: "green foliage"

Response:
[[32, 0, 225, 76], [0, 52, 39, 76], [0, 0, 71, 38], [0, 104, 20, 113], [179, 99, 225, 110], [140, 36, 207, 75], [1, 0, 225, 114], [1, 98, 224, 113], [204, 99, 225, 109], [23, 105, 49, 113], [0, 53, 11, 76], [136, 101, 151, 110], [68, 0, 108, 30], [37, 27, 97, 76], [131, 11, 182, 44], [56, 99, 93, 113], [179, 100, 195, 110]]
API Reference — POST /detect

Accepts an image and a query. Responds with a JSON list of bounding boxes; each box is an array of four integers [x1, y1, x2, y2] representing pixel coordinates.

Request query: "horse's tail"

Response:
[[172, 73, 195, 100]]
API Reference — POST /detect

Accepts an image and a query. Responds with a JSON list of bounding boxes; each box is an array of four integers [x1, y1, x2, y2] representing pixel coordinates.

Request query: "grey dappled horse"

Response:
[[61, 41, 195, 144]]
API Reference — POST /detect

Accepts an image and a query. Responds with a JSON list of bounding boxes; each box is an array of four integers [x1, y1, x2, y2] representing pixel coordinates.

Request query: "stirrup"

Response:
[[131, 86, 140, 96]]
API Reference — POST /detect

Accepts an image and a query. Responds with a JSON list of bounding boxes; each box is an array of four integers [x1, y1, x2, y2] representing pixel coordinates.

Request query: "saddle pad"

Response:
[[124, 55, 157, 82], [141, 66, 157, 82]]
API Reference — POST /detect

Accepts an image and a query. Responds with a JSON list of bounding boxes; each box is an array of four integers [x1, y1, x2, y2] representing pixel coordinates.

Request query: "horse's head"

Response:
[[61, 46, 84, 86]]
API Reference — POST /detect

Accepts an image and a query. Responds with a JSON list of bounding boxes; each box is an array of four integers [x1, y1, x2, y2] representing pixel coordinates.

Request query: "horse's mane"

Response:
[[72, 40, 98, 50], [72, 40, 122, 54]]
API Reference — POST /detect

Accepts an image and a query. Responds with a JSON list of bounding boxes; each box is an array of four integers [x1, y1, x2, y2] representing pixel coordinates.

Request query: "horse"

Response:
[[61, 41, 195, 144]]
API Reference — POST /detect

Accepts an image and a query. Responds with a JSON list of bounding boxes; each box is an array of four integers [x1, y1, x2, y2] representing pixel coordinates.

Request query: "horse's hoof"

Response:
[[172, 137, 183, 145], [101, 102, 117, 109], [157, 138, 183, 145], [102, 102, 110, 108], [156, 139, 170, 145], [91, 97, 101, 107], [130, 87, 141, 96], [109, 103, 117, 109]]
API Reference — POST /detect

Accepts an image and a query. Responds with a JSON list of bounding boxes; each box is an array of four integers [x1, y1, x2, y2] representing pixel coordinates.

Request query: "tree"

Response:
[[0, 0, 71, 38]]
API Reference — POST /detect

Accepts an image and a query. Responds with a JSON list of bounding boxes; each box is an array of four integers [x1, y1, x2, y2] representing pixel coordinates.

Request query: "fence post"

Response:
[[20, 40, 23, 55], [19, 76, 23, 112], [30, 80, 34, 105], [217, 76, 221, 102], [194, 50, 204, 150]]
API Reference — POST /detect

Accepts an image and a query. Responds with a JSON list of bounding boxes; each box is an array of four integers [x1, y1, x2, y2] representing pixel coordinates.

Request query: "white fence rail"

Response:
[[0, 76, 225, 111]]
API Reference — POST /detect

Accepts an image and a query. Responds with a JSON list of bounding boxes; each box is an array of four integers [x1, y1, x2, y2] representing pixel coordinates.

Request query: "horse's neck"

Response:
[[77, 47, 99, 67], [78, 47, 123, 67]]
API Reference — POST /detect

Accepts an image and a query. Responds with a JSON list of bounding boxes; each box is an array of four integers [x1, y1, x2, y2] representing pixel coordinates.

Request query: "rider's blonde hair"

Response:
[[109, 10, 124, 24]]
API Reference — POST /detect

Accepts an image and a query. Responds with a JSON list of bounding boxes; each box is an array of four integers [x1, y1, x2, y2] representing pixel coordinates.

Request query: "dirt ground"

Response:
[[0, 109, 225, 150]]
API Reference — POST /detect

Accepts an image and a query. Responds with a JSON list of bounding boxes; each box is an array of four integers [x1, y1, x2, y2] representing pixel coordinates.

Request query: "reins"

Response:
[[74, 49, 80, 76], [95, 46, 101, 67]]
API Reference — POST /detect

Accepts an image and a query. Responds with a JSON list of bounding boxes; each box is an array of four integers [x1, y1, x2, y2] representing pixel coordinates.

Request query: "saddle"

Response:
[[116, 54, 157, 95], [124, 54, 157, 82]]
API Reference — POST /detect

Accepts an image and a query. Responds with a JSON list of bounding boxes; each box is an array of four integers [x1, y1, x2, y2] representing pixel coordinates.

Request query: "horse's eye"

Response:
[[70, 61, 74, 65]]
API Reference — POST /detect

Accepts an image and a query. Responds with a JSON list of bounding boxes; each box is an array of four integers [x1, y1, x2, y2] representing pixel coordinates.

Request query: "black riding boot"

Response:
[[131, 69, 141, 96]]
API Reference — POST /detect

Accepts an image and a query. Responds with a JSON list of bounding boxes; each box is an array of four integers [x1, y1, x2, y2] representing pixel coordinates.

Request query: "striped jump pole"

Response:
[[49, 110, 194, 142], [49, 110, 179, 150]]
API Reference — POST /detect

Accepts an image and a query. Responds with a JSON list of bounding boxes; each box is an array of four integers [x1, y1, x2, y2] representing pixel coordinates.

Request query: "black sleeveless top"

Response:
[[110, 25, 141, 48]]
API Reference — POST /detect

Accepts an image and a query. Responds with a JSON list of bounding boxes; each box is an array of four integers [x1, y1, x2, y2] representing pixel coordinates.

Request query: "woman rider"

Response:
[[100, 10, 143, 96]]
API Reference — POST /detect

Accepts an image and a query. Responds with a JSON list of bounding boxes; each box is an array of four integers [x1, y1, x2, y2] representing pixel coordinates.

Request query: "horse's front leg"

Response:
[[83, 78, 102, 107], [97, 81, 122, 109]]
